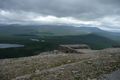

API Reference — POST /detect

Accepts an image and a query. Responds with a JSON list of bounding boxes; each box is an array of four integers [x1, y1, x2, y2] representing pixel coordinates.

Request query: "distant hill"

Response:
[[77, 27, 120, 42], [0, 24, 120, 43], [0, 24, 89, 36]]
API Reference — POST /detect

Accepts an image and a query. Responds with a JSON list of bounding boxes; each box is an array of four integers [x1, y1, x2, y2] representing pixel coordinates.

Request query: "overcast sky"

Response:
[[0, 0, 120, 31]]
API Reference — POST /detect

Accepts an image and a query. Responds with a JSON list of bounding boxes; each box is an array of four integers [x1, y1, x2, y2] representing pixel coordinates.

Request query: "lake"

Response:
[[0, 44, 24, 48]]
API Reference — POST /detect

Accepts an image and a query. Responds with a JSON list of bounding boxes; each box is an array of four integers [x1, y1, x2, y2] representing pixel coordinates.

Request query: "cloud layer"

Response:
[[0, 0, 120, 31]]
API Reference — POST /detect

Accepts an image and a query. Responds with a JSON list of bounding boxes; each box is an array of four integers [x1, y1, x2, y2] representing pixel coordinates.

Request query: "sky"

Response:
[[0, 0, 120, 32]]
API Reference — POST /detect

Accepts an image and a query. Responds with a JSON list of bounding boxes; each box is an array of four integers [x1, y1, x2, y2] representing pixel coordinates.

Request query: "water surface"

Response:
[[0, 44, 24, 48]]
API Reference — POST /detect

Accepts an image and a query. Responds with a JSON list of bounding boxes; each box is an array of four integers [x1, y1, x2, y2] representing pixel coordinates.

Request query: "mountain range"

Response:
[[0, 24, 120, 42]]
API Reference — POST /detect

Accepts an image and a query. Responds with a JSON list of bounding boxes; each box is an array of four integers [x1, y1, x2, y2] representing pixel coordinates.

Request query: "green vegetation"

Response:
[[0, 33, 116, 59], [0, 25, 119, 59]]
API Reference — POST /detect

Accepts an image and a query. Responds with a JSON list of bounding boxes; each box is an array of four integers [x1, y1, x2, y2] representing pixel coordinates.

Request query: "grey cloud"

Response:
[[0, 0, 120, 19], [0, 0, 120, 31]]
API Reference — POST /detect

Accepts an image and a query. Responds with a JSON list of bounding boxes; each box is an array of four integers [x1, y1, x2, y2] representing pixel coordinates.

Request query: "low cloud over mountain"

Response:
[[0, 0, 120, 31]]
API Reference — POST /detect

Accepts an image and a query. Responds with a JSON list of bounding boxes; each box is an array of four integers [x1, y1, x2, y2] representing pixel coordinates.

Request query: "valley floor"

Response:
[[0, 48, 120, 80]]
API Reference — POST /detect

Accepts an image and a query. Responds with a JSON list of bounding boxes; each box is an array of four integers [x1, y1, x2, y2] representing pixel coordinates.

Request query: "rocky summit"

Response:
[[0, 48, 120, 80]]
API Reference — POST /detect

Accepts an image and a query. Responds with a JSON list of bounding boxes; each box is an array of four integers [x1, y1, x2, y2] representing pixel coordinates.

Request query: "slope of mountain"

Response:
[[77, 27, 120, 42], [0, 48, 120, 80]]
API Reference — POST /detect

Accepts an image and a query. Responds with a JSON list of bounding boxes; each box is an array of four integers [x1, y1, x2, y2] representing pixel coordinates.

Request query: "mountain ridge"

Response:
[[0, 24, 120, 41]]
